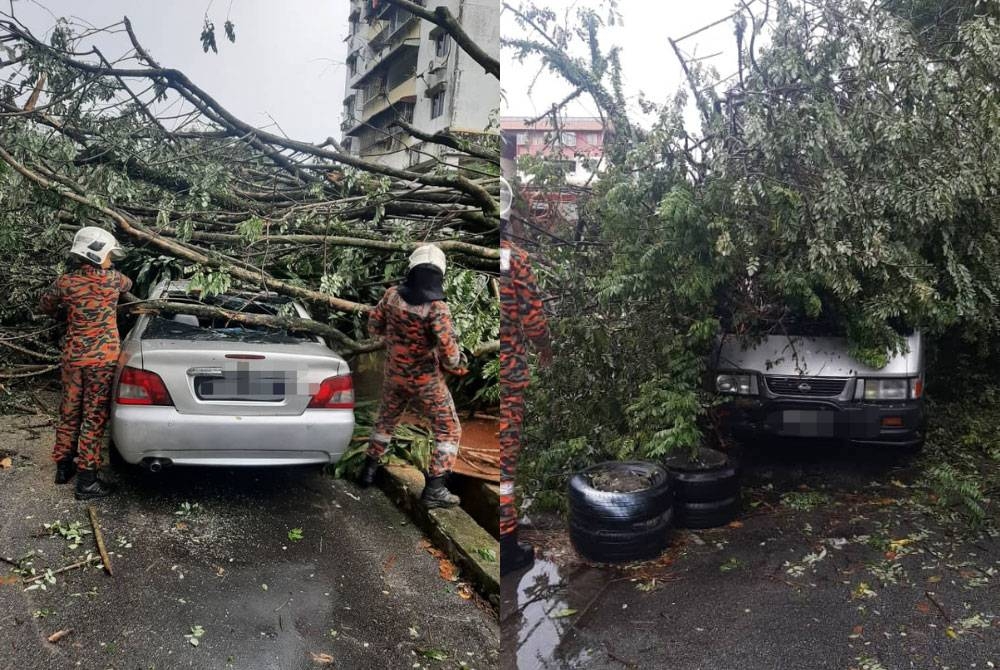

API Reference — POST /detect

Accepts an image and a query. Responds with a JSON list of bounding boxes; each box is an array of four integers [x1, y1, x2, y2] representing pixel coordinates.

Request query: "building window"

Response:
[[349, 18, 359, 37], [560, 131, 577, 147], [553, 160, 576, 174], [586, 132, 601, 145], [516, 132, 528, 146], [434, 33, 450, 58], [348, 56, 358, 77], [430, 90, 446, 119]]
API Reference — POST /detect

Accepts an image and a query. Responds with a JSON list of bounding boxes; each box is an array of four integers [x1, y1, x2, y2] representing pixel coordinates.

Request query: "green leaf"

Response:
[[549, 608, 578, 618]]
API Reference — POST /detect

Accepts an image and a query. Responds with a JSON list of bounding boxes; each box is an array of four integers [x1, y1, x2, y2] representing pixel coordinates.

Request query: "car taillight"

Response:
[[116, 367, 173, 406], [308, 375, 354, 409]]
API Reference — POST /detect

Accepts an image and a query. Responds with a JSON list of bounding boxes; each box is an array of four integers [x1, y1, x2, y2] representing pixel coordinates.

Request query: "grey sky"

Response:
[[11, 0, 350, 141], [501, 0, 747, 129]]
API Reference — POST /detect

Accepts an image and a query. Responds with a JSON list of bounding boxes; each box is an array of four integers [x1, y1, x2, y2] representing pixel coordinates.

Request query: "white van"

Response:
[[711, 330, 926, 451]]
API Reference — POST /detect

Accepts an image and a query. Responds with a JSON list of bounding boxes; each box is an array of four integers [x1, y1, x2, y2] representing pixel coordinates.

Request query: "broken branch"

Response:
[[87, 505, 113, 577]]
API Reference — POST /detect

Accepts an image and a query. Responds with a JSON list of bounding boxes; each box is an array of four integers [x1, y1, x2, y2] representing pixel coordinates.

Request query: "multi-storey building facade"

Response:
[[341, 0, 499, 170], [500, 116, 605, 230], [500, 116, 605, 186]]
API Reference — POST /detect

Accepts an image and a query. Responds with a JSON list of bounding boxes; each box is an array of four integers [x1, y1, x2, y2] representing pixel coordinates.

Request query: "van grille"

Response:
[[765, 376, 847, 397]]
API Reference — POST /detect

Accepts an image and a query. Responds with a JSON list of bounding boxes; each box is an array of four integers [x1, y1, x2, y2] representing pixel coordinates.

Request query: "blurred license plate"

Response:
[[780, 410, 836, 437], [195, 372, 287, 401]]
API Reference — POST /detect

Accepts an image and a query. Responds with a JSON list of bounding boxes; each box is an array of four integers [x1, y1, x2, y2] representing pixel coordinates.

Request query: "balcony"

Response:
[[370, 10, 418, 50], [362, 78, 416, 120], [351, 26, 420, 88]]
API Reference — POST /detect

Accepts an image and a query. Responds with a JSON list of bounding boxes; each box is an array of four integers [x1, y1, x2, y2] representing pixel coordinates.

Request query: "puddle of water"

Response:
[[502, 557, 611, 670]]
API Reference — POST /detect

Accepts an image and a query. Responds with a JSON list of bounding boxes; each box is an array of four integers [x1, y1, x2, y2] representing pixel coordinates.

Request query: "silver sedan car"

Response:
[[110, 281, 355, 471]]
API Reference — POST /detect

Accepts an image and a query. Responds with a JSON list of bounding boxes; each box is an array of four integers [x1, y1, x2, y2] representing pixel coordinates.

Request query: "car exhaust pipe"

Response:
[[143, 457, 171, 473]]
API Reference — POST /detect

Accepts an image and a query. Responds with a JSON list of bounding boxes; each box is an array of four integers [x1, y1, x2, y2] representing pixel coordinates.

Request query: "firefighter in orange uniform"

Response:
[[358, 244, 467, 508], [39, 227, 132, 500], [499, 177, 552, 576]]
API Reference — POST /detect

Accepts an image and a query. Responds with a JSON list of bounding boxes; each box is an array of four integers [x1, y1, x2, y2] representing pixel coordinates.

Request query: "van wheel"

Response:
[[568, 461, 674, 529], [675, 497, 739, 529], [569, 509, 673, 564]]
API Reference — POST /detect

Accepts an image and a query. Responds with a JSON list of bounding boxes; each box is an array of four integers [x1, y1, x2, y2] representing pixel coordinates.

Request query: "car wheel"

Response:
[[568, 461, 674, 529], [569, 509, 673, 564], [675, 496, 739, 529]]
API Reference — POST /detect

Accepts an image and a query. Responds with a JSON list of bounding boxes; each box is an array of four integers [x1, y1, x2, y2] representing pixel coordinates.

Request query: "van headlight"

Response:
[[717, 374, 757, 395], [859, 378, 910, 400]]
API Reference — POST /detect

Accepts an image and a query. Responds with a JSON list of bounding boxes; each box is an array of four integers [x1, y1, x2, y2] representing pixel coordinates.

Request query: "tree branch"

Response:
[[380, 0, 499, 79]]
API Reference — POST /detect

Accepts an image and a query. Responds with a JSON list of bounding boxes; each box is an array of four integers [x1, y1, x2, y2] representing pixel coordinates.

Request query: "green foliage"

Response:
[[919, 379, 1000, 527], [333, 401, 437, 479], [513, 0, 1000, 509]]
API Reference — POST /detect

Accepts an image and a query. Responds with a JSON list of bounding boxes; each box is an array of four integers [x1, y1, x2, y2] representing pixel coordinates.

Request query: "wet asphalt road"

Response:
[[502, 442, 1000, 670], [0, 414, 499, 670]]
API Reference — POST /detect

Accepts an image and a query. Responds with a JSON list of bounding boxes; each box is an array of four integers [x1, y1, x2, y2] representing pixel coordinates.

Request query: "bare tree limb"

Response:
[[380, 0, 499, 79]]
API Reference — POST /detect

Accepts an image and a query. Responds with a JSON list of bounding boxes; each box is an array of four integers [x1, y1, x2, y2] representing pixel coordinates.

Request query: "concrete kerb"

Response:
[[378, 464, 500, 607]]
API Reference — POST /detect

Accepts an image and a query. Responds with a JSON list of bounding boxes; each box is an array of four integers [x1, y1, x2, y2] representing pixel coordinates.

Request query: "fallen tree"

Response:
[[502, 0, 1000, 511], [0, 6, 500, 395]]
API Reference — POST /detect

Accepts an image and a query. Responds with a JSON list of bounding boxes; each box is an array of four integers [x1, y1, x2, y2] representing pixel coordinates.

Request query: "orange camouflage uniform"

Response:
[[500, 239, 550, 537], [366, 286, 463, 477], [40, 265, 132, 471]]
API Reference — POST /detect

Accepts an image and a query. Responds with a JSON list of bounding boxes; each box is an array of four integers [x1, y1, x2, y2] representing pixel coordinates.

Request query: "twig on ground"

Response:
[[87, 505, 113, 576], [23, 557, 96, 583], [925, 591, 951, 622]]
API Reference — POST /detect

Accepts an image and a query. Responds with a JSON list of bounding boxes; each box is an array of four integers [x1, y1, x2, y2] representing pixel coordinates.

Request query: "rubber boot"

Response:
[[500, 528, 535, 576], [74, 469, 117, 500], [54, 458, 76, 485], [358, 455, 380, 488], [420, 474, 460, 509]]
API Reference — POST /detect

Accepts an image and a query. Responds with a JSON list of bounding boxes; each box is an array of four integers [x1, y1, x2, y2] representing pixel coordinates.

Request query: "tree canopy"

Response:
[[503, 0, 1000, 503], [0, 8, 500, 399]]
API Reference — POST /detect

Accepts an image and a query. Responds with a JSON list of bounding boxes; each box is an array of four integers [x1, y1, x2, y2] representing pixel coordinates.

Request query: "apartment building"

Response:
[[341, 0, 499, 170], [499, 116, 605, 186], [500, 116, 605, 230]]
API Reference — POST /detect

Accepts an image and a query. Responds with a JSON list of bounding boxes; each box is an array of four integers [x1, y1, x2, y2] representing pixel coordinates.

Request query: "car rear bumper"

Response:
[[718, 397, 925, 447], [110, 406, 355, 466]]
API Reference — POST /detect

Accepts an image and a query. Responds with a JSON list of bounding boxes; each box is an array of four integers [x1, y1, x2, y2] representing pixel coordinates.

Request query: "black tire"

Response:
[[567, 461, 673, 529], [664, 448, 740, 504], [675, 496, 739, 529], [570, 509, 673, 564]]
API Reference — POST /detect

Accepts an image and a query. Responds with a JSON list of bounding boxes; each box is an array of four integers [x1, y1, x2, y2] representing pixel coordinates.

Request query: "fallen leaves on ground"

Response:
[[0, 456, 12, 469], [851, 582, 877, 600], [438, 558, 458, 582], [456, 582, 474, 600], [310, 652, 334, 665], [382, 554, 397, 573], [418, 538, 460, 583], [549, 608, 577, 619], [47, 629, 71, 643]]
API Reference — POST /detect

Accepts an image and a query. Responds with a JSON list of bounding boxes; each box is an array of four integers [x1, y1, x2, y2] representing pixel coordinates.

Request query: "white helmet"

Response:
[[71, 226, 125, 265], [408, 244, 446, 275], [499, 177, 512, 221]]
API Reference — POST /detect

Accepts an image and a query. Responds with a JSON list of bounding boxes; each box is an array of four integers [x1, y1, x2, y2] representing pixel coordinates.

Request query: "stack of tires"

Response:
[[568, 461, 674, 564], [663, 448, 740, 529]]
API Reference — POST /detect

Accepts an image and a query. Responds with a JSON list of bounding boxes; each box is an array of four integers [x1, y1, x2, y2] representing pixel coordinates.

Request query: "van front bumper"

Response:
[[718, 397, 925, 448]]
